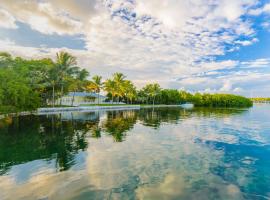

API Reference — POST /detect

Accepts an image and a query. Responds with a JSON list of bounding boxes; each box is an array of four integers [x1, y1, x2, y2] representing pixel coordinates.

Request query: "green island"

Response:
[[0, 51, 252, 114]]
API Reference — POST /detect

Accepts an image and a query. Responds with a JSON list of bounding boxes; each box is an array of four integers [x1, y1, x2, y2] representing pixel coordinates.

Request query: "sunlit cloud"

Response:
[[0, 0, 270, 96]]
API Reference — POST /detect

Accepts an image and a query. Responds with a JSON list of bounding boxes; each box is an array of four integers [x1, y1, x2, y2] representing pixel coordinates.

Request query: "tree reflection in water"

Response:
[[102, 110, 137, 142], [0, 107, 247, 175], [0, 114, 92, 174]]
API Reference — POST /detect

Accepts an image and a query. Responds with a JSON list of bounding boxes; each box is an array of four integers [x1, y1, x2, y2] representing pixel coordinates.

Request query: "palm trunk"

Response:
[[52, 84, 55, 107], [71, 91, 75, 106], [60, 84, 63, 106], [98, 92, 100, 105]]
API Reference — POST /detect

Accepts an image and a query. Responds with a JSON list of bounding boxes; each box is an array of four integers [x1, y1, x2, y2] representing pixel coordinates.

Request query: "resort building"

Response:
[[56, 92, 106, 106]]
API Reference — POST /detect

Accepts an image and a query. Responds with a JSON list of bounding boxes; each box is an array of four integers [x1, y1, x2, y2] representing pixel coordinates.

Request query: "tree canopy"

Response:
[[0, 51, 253, 113]]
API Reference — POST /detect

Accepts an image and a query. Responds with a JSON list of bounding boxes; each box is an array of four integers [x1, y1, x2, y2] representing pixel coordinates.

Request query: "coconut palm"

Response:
[[104, 79, 117, 103], [55, 51, 79, 105], [41, 65, 60, 107], [85, 75, 103, 104], [124, 80, 137, 104], [112, 73, 126, 103], [143, 83, 161, 106], [77, 69, 89, 82], [70, 69, 90, 106]]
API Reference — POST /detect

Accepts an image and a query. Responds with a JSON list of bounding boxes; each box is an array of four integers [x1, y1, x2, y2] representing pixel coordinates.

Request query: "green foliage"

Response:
[[104, 73, 127, 103], [192, 93, 253, 108], [0, 51, 253, 113], [251, 97, 270, 102], [157, 89, 183, 105], [0, 52, 88, 113], [0, 68, 40, 112], [140, 83, 161, 105]]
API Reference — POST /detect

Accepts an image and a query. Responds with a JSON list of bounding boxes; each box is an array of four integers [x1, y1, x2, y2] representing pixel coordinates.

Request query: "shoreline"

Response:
[[1, 104, 185, 117], [37, 105, 141, 114], [37, 104, 187, 114], [1, 102, 260, 117]]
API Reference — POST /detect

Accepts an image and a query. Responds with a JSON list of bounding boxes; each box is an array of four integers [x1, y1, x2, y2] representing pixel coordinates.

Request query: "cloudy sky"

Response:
[[0, 0, 270, 97]]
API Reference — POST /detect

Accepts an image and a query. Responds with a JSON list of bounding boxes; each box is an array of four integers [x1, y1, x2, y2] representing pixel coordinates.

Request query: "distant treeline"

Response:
[[251, 97, 270, 102], [0, 52, 252, 113], [191, 93, 253, 108]]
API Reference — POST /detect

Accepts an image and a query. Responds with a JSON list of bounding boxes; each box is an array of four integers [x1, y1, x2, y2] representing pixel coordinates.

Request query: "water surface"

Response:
[[0, 104, 269, 200]]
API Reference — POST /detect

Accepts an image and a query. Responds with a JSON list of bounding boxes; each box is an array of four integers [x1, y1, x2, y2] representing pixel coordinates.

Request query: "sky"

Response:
[[0, 0, 270, 97]]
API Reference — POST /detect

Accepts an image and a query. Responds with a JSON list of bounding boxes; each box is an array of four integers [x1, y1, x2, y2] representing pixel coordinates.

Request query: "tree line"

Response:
[[0, 51, 252, 113], [250, 97, 270, 102]]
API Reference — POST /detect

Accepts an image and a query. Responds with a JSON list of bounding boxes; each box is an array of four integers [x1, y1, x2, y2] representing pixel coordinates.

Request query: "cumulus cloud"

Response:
[[241, 58, 270, 68], [249, 3, 270, 16], [0, 8, 17, 29], [0, 0, 85, 35], [0, 0, 269, 95]]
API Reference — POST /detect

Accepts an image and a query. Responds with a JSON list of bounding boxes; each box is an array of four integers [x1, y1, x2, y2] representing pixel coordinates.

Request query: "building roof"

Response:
[[67, 92, 105, 98]]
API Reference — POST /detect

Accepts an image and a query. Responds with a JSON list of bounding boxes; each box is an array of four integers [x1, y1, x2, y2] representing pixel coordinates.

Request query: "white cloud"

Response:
[[235, 38, 259, 46], [0, 0, 86, 35], [241, 58, 270, 68], [0, 0, 269, 96], [249, 3, 270, 15], [199, 60, 239, 71], [0, 8, 17, 29], [220, 81, 233, 92]]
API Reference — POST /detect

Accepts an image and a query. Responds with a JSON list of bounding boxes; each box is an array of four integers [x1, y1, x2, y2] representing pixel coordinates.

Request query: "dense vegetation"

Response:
[[192, 93, 253, 108], [0, 52, 252, 113], [251, 97, 270, 102]]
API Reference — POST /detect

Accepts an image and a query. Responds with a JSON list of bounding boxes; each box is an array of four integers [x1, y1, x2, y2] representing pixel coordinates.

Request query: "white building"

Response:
[[57, 92, 106, 106]]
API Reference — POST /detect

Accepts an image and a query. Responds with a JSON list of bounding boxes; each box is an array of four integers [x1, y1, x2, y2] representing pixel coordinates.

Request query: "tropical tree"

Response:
[[112, 73, 126, 103], [104, 79, 117, 103], [69, 69, 89, 106], [143, 83, 161, 106], [123, 80, 137, 104], [85, 75, 103, 104], [45, 66, 59, 107], [0, 52, 13, 68], [55, 51, 79, 105]]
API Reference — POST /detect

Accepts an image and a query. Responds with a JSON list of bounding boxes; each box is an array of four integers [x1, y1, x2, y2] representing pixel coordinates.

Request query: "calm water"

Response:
[[0, 104, 270, 200]]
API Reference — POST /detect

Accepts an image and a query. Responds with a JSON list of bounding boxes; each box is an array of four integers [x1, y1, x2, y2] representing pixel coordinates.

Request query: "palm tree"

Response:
[[124, 80, 137, 104], [55, 51, 78, 105], [44, 66, 59, 107], [85, 75, 103, 104], [143, 83, 161, 106], [104, 79, 117, 103], [77, 69, 89, 81], [112, 73, 126, 103], [69, 69, 89, 106]]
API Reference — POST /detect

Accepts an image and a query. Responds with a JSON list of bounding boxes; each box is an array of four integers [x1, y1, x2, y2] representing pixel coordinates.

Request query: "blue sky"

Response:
[[0, 0, 270, 97]]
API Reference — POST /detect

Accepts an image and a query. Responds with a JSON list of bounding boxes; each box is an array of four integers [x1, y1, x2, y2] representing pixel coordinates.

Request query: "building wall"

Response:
[[58, 96, 106, 106]]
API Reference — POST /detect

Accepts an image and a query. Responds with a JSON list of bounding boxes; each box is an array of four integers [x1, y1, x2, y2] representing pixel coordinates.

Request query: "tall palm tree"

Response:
[[44, 66, 59, 107], [124, 80, 137, 104], [85, 75, 103, 104], [77, 69, 89, 81], [112, 73, 126, 103], [104, 79, 117, 103], [70, 69, 90, 106], [55, 51, 78, 105], [143, 83, 161, 106]]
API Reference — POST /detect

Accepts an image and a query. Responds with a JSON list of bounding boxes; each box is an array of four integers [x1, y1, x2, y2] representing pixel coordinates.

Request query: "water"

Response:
[[0, 104, 269, 200]]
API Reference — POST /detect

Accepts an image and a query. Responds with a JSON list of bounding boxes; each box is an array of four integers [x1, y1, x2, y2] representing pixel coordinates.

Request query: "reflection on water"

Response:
[[0, 105, 270, 200]]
